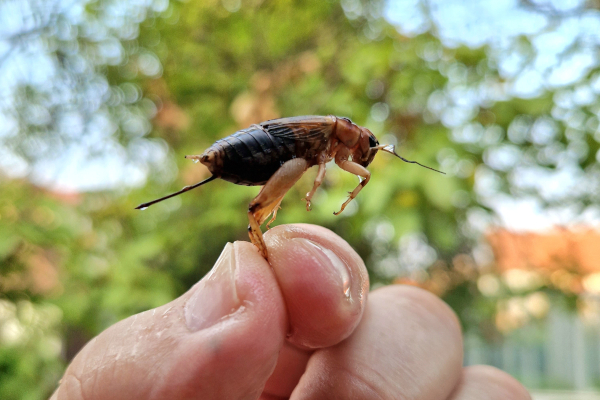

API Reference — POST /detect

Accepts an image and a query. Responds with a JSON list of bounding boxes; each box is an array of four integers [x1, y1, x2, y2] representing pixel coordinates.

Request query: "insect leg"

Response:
[[333, 160, 370, 216], [265, 197, 284, 230], [303, 162, 326, 212], [247, 211, 266, 259], [247, 158, 309, 258]]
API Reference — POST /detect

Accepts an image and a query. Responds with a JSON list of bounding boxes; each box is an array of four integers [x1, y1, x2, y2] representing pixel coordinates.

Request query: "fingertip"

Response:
[[264, 224, 369, 349]]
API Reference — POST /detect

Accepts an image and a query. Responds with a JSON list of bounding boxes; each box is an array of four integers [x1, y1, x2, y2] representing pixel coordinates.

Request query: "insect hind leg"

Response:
[[266, 197, 284, 230], [248, 209, 267, 259], [247, 158, 308, 259]]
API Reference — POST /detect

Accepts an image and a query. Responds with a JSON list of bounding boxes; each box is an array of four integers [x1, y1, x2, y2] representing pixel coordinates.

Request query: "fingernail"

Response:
[[293, 238, 352, 300], [185, 243, 240, 331]]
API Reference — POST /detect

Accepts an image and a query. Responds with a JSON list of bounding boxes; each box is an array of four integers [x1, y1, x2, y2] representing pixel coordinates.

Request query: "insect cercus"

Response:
[[136, 115, 444, 259]]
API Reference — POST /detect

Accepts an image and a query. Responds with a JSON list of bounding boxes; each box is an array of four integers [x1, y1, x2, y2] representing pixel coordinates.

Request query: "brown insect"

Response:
[[136, 115, 443, 258]]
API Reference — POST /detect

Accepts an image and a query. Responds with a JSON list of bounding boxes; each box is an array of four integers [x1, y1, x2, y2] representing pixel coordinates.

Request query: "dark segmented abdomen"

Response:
[[210, 126, 298, 185]]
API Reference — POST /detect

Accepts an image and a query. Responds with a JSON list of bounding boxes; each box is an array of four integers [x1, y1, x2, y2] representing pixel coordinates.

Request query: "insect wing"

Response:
[[260, 115, 334, 142]]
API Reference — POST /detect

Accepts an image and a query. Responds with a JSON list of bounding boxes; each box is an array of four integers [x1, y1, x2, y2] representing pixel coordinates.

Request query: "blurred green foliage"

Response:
[[3, 0, 600, 398]]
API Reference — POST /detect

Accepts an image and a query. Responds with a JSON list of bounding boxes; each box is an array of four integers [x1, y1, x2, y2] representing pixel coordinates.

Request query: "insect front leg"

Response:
[[303, 162, 326, 211], [248, 158, 309, 259], [333, 159, 370, 216]]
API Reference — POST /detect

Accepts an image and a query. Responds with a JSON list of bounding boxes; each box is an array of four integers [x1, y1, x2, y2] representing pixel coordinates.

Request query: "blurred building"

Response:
[[465, 228, 600, 392]]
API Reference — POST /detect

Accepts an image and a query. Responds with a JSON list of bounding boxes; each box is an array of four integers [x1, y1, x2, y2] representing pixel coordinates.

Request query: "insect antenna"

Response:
[[135, 175, 217, 210], [379, 145, 445, 175]]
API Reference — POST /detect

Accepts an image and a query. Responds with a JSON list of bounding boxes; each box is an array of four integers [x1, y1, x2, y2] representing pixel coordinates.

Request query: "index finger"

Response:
[[265, 223, 370, 349], [262, 224, 369, 398]]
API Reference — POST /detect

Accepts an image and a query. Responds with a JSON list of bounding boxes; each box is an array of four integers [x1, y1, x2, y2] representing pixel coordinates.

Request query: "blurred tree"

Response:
[[0, 0, 172, 190], [391, 0, 600, 222]]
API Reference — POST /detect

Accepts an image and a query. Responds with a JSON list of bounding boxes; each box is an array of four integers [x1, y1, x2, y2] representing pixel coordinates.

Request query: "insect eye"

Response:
[[368, 135, 378, 148]]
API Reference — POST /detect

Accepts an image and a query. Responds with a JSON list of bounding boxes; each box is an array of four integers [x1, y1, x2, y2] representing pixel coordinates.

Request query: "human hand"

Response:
[[51, 224, 531, 400]]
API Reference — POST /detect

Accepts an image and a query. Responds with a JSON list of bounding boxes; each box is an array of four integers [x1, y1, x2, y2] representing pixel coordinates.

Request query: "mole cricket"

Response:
[[136, 115, 444, 259]]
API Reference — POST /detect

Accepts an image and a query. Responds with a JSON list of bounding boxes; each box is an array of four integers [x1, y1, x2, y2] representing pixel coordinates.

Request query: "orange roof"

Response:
[[486, 228, 600, 274]]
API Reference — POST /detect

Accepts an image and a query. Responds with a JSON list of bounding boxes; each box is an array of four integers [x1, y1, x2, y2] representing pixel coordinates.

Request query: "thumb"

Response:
[[52, 242, 287, 400]]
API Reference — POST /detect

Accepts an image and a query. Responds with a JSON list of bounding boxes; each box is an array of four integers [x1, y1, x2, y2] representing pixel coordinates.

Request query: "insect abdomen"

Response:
[[207, 127, 298, 185]]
